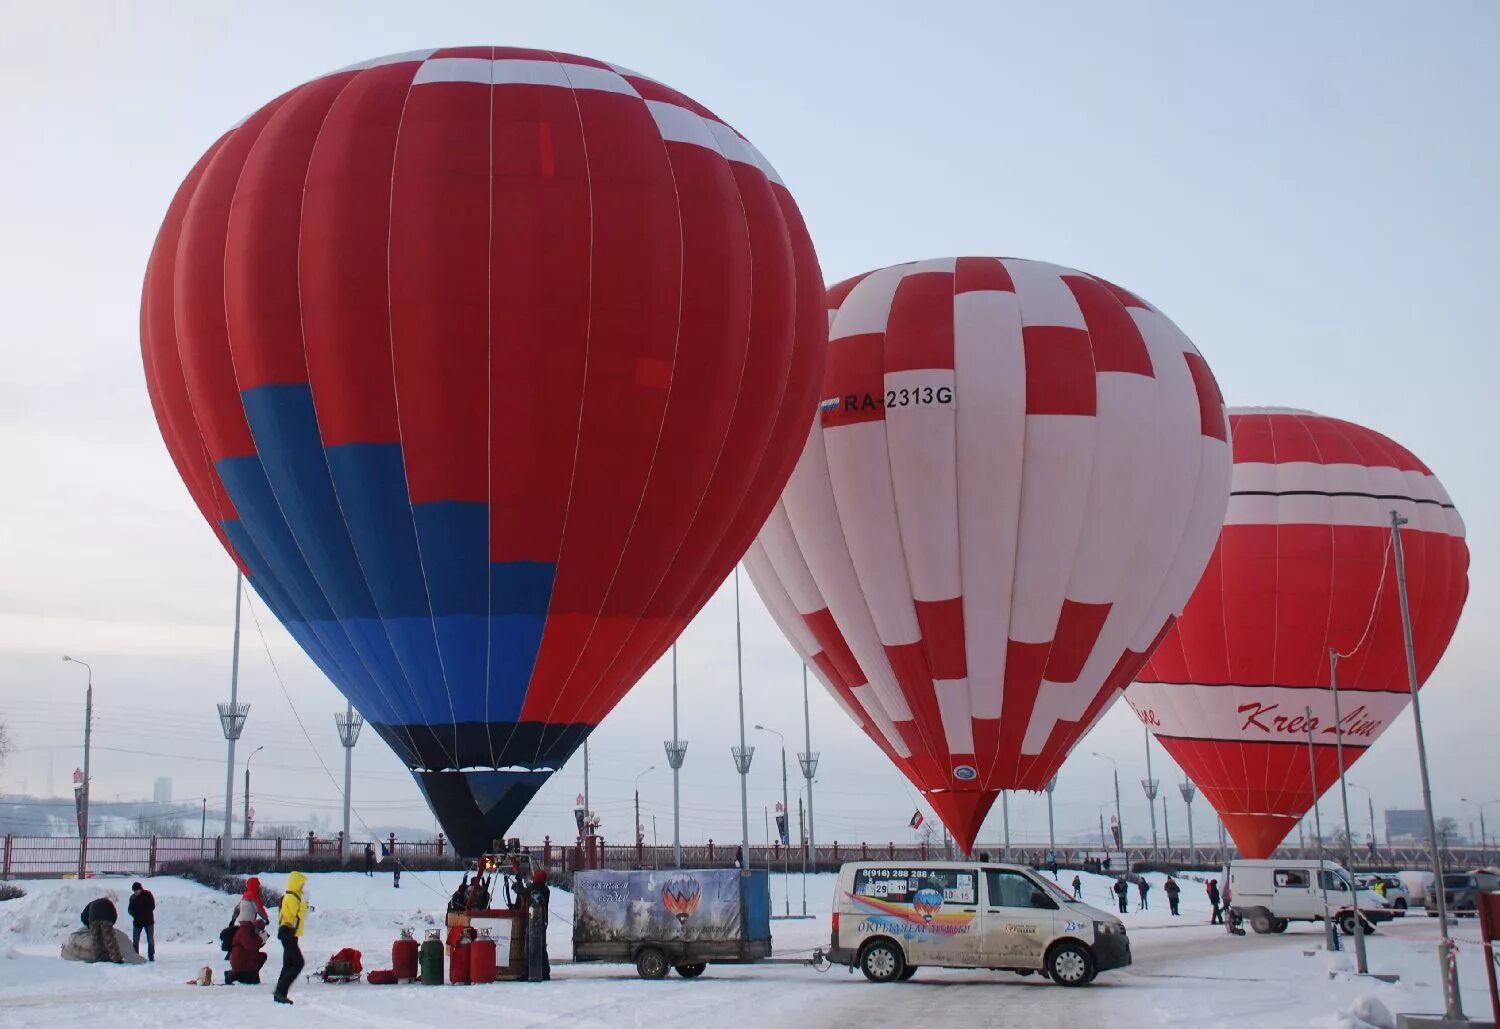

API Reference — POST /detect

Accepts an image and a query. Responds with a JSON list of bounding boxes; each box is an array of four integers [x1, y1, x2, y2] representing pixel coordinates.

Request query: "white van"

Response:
[[824, 861, 1129, 986], [1226, 859, 1394, 936]]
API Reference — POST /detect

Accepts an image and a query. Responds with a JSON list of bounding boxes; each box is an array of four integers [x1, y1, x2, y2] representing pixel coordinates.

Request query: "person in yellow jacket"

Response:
[[273, 872, 310, 1005]]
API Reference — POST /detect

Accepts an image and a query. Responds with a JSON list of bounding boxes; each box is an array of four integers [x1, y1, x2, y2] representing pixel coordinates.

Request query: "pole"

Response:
[[583, 738, 590, 837], [200, 798, 207, 861], [1143, 727, 1159, 857], [1180, 782, 1197, 863], [800, 796, 807, 915], [1045, 777, 1057, 878], [780, 743, 790, 916], [799, 663, 819, 882], [1330, 652, 1368, 973], [336, 704, 362, 864], [1392, 511, 1463, 1021], [733, 567, 753, 872], [1305, 706, 1338, 951], [1099, 811, 1106, 851], [1002, 790, 1011, 862], [62, 656, 95, 878], [1162, 794, 1171, 852], [1114, 769, 1123, 857], [244, 763, 250, 839], [672, 644, 682, 869], [224, 573, 242, 868]]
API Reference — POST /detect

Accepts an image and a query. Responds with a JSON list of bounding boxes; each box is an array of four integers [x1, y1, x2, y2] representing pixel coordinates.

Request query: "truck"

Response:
[[572, 868, 772, 979], [1226, 859, 1395, 936]]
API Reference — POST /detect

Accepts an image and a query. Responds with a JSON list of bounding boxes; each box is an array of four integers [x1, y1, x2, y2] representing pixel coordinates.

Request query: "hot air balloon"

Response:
[[661, 877, 702, 927], [1127, 408, 1468, 858], [912, 887, 944, 923], [745, 257, 1231, 851], [140, 47, 825, 856]]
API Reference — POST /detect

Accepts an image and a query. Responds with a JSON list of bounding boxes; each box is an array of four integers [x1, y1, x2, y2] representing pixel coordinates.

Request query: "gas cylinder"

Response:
[[450, 930, 473, 985], [419, 930, 444, 985], [392, 929, 419, 981], [470, 931, 497, 984]]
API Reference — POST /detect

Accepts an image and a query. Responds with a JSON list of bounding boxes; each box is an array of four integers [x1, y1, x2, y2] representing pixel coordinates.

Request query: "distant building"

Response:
[[153, 777, 173, 804], [1384, 809, 1426, 842]]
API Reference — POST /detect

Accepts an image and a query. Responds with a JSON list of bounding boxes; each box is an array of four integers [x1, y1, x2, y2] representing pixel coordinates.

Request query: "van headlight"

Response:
[[1095, 921, 1124, 936]]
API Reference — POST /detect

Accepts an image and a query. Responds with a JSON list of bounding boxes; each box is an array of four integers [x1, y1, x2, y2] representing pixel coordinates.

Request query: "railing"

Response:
[[3, 832, 1489, 879], [0, 831, 452, 878]]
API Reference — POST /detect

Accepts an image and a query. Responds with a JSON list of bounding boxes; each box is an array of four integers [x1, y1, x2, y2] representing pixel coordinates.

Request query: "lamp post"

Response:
[[1045, 777, 1057, 877], [663, 643, 688, 869], [61, 655, 93, 879], [634, 765, 655, 861], [1394, 510, 1463, 1022], [217, 571, 249, 868], [1328, 650, 1367, 974], [797, 664, 820, 876], [1092, 752, 1124, 858], [1179, 781, 1197, 863], [731, 567, 754, 872], [1098, 802, 1113, 852], [335, 704, 363, 864], [1461, 798, 1495, 866], [244, 745, 264, 839], [755, 724, 791, 916], [1140, 728, 1160, 857], [1348, 781, 1378, 858]]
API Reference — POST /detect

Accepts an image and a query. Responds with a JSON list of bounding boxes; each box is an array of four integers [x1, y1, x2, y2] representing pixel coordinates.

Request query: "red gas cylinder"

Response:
[[392, 934, 419, 981], [450, 936, 472, 985], [470, 936, 497, 984]]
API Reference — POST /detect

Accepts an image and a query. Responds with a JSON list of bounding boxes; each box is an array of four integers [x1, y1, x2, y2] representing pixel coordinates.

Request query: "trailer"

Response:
[[572, 868, 772, 979]]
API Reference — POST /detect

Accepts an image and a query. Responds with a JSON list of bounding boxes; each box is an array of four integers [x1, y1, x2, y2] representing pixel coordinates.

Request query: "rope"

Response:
[[242, 588, 452, 908], [1332, 533, 1395, 661]]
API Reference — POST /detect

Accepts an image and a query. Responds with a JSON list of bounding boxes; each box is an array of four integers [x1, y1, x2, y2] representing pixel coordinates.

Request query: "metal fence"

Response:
[[3, 833, 1490, 879]]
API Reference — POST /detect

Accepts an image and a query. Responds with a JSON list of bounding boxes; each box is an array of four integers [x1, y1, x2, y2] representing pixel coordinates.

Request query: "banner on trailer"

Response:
[[574, 870, 742, 943]]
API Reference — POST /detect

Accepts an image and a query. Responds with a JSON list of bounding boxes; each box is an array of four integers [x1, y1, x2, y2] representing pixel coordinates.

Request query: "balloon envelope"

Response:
[[746, 257, 1231, 850], [1128, 408, 1468, 858], [141, 47, 825, 855]]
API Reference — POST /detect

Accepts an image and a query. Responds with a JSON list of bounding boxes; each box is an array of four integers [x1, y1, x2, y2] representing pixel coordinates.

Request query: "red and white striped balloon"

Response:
[[1127, 408, 1468, 858], [745, 257, 1231, 849]]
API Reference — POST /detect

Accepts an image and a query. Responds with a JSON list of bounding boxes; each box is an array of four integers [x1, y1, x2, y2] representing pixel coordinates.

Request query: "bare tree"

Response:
[[133, 815, 186, 837], [0, 720, 10, 766], [255, 823, 304, 840]]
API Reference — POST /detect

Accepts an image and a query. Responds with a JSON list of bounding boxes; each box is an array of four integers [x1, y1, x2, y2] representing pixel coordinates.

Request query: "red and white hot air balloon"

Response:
[[1127, 408, 1468, 858], [745, 257, 1232, 850]]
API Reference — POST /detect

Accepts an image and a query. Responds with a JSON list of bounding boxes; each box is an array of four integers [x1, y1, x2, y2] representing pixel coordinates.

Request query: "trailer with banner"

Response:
[[573, 868, 772, 979]]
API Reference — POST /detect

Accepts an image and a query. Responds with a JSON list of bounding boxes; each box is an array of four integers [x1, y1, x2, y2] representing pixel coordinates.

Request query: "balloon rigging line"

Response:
[[242, 586, 452, 905], [1332, 532, 1396, 661]]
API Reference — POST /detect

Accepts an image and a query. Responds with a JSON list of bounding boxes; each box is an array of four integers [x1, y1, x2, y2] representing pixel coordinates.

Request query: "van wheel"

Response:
[[1046, 942, 1095, 987], [1271, 919, 1289, 933], [674, 964, 706, 978], [858, 940, 905, 983], [1338, 913, 1375, 937], [635, 947, 669, 980], [897, 965, 917, 981], [1394, 898, 1407, 911], [1249, 910, 1273, 934]]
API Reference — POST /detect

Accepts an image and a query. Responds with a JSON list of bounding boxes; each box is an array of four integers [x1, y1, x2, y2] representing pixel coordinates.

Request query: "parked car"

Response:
[[823, 860, 1129, 986], [1354, 874, 1411, 914], [1226, 859, 1394, 936], [1439, 871, 1500, 917]]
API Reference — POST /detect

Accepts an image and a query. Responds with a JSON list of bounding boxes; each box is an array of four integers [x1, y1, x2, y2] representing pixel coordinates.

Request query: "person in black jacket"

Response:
[[364, 843, 375, 877], [1111, 877, 1129, 914], [80, 896, 122, 963], [1207, 879, 1223, 924], [523, 869, 551, 982], [127, 882, 156, 961]]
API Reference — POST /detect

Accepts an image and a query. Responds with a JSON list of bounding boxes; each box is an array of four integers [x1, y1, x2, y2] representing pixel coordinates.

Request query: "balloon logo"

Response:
[[913, 888, 944, 923], [661, 878, 702, 927], [746, 257, 1230, 851], [141, 47, 826, 856], [1129, 408, 1467, 858]]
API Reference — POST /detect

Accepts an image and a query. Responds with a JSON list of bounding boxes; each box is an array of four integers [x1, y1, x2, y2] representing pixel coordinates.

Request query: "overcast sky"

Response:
[[1, 1, 1496, 853]]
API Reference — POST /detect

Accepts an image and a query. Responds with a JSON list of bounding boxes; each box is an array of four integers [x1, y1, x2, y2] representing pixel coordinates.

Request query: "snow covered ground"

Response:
[[1, 868, 1493, 1027]]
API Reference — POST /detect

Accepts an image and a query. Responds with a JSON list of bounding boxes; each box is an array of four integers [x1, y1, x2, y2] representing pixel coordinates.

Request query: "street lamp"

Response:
[[1347, 781, 1378, 857], [1179, 781, 1197, 860], [61, 656, 93, 879], [1092, 752, 1124, 856], [244, 745, 264, 839], [1140, 727, 1160, 856], [634, 765, 655, 858], [1461, 798, 1496, 865], [755, 724, 791, 916]]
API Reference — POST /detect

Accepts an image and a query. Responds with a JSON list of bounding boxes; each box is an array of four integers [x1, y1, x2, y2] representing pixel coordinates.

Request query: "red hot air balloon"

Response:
[[745, 257, 1231, 851], [1127, 408, 1468, 858], [140, 47, 825, 856]]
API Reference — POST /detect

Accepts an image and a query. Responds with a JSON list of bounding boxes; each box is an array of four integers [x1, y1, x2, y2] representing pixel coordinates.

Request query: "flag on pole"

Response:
[[909, 810, 925, 831]]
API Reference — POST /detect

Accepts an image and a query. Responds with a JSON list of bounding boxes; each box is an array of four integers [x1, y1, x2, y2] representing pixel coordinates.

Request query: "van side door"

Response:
[[1272, 868, 1312, 918], [982, 869, 1058, 970]]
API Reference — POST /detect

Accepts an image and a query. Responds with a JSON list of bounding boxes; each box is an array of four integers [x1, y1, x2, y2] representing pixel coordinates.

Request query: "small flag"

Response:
[[909, 810, 924, 831], [819, 396, 840, 415]]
